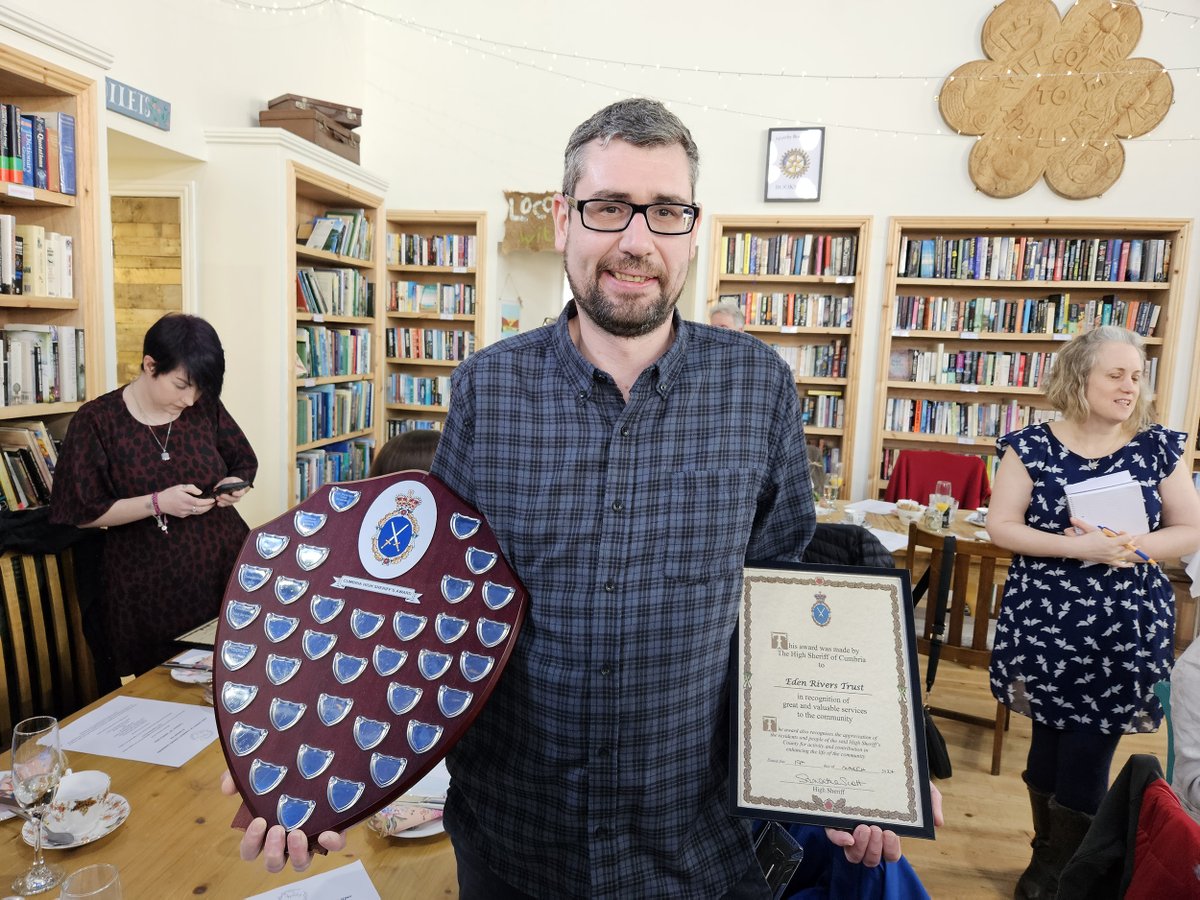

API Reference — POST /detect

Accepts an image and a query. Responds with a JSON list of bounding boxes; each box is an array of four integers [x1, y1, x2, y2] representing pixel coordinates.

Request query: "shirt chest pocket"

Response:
[[665, 468, 762, 584]]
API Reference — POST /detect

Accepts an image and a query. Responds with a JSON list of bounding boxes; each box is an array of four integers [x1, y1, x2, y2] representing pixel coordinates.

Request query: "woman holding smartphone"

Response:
[[51, 313, 257, 678]]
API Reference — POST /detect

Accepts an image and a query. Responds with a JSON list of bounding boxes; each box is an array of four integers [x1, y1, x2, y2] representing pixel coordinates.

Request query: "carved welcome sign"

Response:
[[939, 0, 1172, 199]]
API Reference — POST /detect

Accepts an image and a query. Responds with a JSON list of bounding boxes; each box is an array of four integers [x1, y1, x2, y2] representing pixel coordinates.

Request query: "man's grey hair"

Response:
[[562, 98, 700, 198], [709, 300, 745, 327]]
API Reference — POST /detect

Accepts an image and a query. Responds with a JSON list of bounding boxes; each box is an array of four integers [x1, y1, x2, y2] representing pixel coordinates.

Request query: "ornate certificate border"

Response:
[[729, 562, 934, 839]]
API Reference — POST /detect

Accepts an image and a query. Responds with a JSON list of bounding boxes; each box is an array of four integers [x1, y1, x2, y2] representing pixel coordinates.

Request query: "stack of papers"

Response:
[[1064, 470, 1149, 535]]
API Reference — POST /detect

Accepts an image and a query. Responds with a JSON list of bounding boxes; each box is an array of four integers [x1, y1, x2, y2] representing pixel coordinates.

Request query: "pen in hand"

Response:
[[1097, 524, 1157, 566]]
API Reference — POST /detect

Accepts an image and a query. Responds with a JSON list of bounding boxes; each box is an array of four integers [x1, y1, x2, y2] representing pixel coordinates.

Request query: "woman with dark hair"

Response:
[[51, 313, 258, 677], [368, 429, 440, 477], [987, 326, 1200, 898]]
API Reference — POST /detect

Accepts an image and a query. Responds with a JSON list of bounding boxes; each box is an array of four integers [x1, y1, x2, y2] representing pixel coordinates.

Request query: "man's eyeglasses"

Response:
[[565, 196, 699, 235]]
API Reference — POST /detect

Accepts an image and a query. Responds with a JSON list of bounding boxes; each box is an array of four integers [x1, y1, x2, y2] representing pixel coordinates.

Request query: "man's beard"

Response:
[[567, 255, 679, 338]]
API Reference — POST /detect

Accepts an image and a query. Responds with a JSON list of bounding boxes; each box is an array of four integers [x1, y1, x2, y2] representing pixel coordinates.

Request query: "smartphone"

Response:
[[200, 480, 252, 499]]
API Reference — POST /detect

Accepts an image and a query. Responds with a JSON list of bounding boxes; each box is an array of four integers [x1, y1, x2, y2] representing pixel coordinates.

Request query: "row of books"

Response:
[[799, 390, 844, 429], [385, 327, 475, 362], [0, 419, 57, 510], [888, 347, 1058, 389], [386, 373, 451, 408], [296, 381, 374, 445], [2, 324, 84, 406], [386, 233, 477, 269], [387, 280, 476, 317], [295, 325, 372, 379], [295, 267, 374, 317], [899, 235, 1172, 283], [883, 397, 1059, 438], [720, 232, 857, 278], [769, 339, 848, 379], [721, 292, 853, 329], [385, 419, 441, 438], [294, 438, 373, 503], [0, 105, 76, 193], [893, 293, 1161, 338], [297, 208, 372, 261], [0, 219, 73, 297], [880, 447, 1000, 486]]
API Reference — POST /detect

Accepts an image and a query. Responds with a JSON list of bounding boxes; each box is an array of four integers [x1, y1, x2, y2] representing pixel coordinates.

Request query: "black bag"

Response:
[[925, 710, 953, 779]]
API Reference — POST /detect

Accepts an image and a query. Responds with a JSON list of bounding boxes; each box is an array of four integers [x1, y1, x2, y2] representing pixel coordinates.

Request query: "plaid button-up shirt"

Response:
[[434, 303, 815, 898]]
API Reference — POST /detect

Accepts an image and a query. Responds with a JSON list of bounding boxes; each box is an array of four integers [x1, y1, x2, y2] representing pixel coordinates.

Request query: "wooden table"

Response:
[[1, 669, 456, 898], [818, 504, 991, 548]]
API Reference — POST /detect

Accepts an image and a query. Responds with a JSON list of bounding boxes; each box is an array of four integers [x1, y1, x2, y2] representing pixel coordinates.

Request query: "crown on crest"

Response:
[[813, 591, 827, 603], [393, 490, 422, 515]]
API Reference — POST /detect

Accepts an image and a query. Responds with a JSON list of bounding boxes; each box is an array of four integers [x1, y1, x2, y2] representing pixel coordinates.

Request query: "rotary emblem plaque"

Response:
[[216, 472, 528, 843]]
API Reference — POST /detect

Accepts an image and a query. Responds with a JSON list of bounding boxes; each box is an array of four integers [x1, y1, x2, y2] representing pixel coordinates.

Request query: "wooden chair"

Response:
[[906, 523, 1012, 775], [0, 549, 100, 749]]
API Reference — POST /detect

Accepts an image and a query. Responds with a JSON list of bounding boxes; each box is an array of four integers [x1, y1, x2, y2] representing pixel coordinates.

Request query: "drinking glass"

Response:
[[931, 480, 954, 530], [61, 863, 122, 900], [10, 715, 66, 895], [822, 463, 844, 513]]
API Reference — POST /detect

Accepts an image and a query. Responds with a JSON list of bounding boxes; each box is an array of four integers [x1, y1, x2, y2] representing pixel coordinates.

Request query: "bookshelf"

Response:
[[706, 215, 871, 497], [870, 216, 1191, 500], [382, 210, 486, 436], [289, 162, 384, 503], [0, 43, 101, 425]]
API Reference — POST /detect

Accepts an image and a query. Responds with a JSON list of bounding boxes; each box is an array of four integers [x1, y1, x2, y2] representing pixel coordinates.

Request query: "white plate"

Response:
[[965, 512, 987, 526], [0, 770, 12, 822], [170, 667, 213, 684], [973, 529, 992, 542], [22, 793, 130, 849], [394, 817, 446, 839]]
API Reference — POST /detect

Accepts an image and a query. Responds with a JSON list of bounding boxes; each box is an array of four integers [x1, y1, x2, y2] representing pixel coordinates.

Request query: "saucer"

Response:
[[965, 512, 987, 526], [22, 793, 130, 849], [0, 769, 12, 822], [973, 529, 992, 542]]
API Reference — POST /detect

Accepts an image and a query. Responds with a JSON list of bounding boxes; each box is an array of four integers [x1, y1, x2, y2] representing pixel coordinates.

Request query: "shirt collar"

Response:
[[552, 300, 691, 400]]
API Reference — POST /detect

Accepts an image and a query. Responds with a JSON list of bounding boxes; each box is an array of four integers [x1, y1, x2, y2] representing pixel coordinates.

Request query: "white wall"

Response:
[[6, 0, 1199, 499]]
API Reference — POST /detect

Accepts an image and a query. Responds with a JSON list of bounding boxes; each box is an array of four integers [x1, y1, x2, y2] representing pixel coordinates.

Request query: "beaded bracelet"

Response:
[[151, 491, 168, 534]]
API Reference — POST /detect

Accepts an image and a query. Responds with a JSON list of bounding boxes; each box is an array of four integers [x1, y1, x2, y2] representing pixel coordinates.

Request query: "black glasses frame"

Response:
[[565, 195, 700, 235]]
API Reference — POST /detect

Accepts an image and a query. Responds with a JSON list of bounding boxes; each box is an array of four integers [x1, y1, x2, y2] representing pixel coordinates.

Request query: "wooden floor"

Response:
[[902, 661, 1167, 899]]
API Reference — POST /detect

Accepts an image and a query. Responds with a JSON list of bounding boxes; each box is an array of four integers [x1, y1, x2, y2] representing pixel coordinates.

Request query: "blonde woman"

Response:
[[987, 326, 1200, 898]]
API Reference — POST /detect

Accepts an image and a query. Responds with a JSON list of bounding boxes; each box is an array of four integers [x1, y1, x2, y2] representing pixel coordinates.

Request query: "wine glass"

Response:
[[10, 715, 66, 895], [931, 480, 954, 530]]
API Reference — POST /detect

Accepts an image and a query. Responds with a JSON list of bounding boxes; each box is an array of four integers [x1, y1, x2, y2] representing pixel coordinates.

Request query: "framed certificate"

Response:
[[729, 562, 934, 839]]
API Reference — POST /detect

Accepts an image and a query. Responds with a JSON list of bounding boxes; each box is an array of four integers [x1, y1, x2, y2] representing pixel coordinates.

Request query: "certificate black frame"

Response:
[[764, 126, 825, 202], [727, 561, 934, 840]]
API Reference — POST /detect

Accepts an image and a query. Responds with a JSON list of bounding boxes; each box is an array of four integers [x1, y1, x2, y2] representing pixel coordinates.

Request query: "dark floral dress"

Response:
[[50, 387, 257, 676], [989, 422, 1184, 734]]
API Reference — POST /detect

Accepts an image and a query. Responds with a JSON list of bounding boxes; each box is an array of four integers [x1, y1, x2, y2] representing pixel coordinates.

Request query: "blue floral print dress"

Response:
[[989, 422, 1185, 734]]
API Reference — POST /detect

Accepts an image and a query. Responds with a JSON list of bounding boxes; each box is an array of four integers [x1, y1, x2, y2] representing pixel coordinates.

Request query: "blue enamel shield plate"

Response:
[[215, 471, 528, 845]]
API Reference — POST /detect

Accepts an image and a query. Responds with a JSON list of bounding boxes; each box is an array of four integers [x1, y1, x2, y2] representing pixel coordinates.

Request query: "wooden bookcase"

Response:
[[382, 210, 486, 435], [706, 215, 871, 497], [0, 43, 102, 425], [870, 216, 1191, 499], [288, 162, 384, 502]]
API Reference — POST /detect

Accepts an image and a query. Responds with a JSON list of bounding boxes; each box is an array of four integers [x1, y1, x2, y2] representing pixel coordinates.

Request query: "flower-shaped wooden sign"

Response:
[[939, 0, 1172, 199]]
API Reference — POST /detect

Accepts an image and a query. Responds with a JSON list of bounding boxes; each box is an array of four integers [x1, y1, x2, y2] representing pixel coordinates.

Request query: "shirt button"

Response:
[[611, 500, 624, 512], [620, 425, 630, 437], [577, 390, 587, 401], [593, 824, 610, 837], [604, 581, 616, 593], [600, 664, 612, 676], [598, 746, 611, 758]]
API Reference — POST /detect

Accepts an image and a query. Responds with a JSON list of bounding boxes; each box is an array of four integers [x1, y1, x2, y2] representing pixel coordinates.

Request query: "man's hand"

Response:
[[220, 771, 347, 873], [823, 782, 944, 866]]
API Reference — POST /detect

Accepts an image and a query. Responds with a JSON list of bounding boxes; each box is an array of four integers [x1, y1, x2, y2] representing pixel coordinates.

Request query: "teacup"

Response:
[[842, 509, 866, 526], [975, 506, 988, 525], [46, 769, 110, 836]]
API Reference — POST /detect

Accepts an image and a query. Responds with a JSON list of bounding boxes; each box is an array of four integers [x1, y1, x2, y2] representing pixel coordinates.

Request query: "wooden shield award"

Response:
[[214, 472, 527, 842]]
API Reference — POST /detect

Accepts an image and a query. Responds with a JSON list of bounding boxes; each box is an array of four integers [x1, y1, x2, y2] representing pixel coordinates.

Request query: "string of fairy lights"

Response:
[[217, 0, 1200, 143]]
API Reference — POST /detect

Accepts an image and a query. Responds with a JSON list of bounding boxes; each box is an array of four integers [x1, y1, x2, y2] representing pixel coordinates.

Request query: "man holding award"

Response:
[[233, 98, 939, 897]]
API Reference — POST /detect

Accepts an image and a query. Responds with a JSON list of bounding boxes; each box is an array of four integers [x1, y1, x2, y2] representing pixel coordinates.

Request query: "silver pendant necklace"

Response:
[[130, 378, 174, 461]]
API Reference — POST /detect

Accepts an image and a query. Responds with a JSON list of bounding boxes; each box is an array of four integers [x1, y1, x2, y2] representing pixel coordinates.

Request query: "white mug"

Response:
[[842, 509, 866, 526], [46, 769, 110, 835]]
